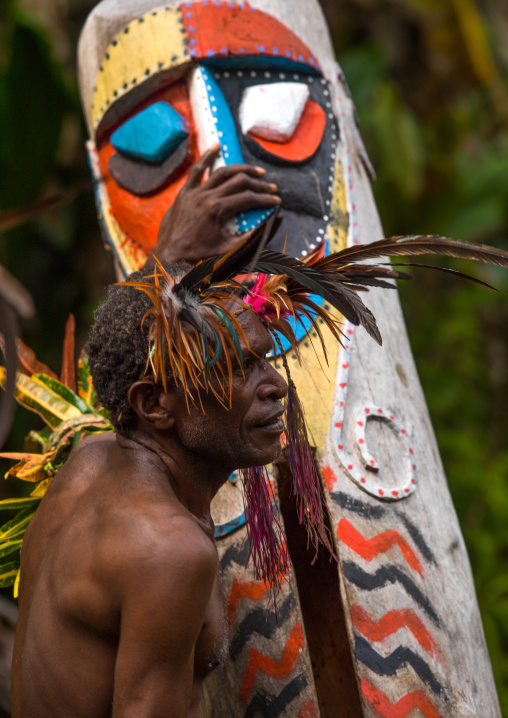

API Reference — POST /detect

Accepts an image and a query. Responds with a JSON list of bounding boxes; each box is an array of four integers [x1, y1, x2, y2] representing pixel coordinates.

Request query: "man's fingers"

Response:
[[215, 192, 281, 219], [204, 163, 266, 189], [209, 173, 278, 199], [186, 144, 222, 187]]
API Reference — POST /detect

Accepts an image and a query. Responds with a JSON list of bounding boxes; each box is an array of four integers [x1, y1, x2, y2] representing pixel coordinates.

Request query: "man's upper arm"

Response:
[[110, 516, 217, 718]]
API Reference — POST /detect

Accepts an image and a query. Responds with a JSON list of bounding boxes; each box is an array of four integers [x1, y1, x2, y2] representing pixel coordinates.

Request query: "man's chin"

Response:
[[234, 438, 282, 471], [253, 439, 283, 467]]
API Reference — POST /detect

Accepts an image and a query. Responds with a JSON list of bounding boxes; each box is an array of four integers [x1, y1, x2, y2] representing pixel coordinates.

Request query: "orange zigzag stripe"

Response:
[[351, 604, 441, 661], [226, 547, 288, 628], [297, 700, 319, 718], [361, 678, 444, 718], [337, 519, 424, 575], [227, 578, 268, 628], [240, 622, 305, 703]]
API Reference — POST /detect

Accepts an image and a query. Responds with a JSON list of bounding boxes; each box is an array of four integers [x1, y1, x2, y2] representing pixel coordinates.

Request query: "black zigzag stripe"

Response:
[[244, 673, 309, 718], [342, 561, 442, 627], [331, 492, 437, 566], [220, 539, 250, 572], [229, 594, 296, 660], [399, 515, 437, 566], [331, 491, 386, 520], [354, 635, 445, 697]]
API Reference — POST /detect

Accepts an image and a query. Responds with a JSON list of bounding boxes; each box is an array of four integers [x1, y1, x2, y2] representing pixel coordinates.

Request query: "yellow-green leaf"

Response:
[[30, 478, 51, 498], [0, 368, 81, 428], [0, 561, 20, 588], [0, 508, 36, 541], [34, 374, 94, 415], [0, 496, 40, 511], [0, 452, 40, 461], [77, 349, 98, 406], [0, 539, 22, 560], [2, 451, 55, 482], [13, 568, 20, 597]]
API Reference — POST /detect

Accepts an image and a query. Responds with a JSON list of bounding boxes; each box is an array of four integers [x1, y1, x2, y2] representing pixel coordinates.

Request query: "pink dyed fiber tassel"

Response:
[[270, 332, 334, 562], [240, 466, 290, 589]]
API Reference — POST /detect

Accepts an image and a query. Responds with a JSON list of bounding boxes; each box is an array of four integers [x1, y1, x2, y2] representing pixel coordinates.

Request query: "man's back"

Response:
[[11, 434, 226, 718]]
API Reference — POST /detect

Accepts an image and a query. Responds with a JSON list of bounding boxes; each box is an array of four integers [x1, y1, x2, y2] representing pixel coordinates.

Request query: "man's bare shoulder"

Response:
[[96, 510, 218, 610], [37, 433, 217, 587], [94, 484, 218, 593]]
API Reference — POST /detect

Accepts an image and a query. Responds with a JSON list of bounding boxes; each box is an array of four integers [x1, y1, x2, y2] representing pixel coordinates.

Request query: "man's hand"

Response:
[[148, 144, 281, 265]]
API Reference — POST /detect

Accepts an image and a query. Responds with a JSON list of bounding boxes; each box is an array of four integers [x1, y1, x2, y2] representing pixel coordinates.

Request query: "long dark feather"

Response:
[[314, 235, 508, 271], [338, 265, 413, 281], [252, 251, 382, 343], [386, 263, 498, 290], [177, 210, 282, 293]]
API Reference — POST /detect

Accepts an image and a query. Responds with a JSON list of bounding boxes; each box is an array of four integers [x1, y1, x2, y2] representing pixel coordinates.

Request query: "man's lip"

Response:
[[253, 409, 285, 429]]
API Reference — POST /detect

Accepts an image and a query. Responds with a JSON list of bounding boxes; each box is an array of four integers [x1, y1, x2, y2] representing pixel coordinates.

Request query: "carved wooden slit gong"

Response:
[[78, 2, 500, 715]]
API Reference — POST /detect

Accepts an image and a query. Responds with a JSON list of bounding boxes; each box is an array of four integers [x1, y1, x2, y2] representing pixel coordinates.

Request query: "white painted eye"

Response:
[[239, 82, 310, 143]]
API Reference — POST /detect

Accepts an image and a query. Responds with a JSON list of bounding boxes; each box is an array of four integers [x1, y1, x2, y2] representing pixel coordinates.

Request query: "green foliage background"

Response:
[[0, 0, 507, 712]]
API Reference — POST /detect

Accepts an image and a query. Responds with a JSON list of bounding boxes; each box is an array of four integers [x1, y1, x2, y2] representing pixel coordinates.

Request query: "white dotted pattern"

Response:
[[329, 85, 416, 502], [330, 325, 417, 501]]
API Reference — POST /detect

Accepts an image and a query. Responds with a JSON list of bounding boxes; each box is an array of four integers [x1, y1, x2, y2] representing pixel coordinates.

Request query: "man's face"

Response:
[[174, 312, 288, 471]]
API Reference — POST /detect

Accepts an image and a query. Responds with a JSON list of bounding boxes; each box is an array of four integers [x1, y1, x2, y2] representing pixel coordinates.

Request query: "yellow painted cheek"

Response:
[[91, 8, 190, 133], [273, 157, 349, 452]]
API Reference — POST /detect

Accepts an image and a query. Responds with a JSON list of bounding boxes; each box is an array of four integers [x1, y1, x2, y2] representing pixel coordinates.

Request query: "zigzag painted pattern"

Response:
[[229, 594, 295, 660], [354, 635, 444, 696], [227, 577, 270, 628], [361, 678, 444, 718], [241, 622, 305, 702], [350, 604, 441, 661], [243, 673, 309, 718], [327, 463, 448, 714], [342, 561, 441, 626], [337, 518, 424, 575], [221, 538, 315, 716]]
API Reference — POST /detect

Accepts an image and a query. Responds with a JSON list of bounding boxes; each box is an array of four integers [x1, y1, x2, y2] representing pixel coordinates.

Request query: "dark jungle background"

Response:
[[0, 0, 507, 711]]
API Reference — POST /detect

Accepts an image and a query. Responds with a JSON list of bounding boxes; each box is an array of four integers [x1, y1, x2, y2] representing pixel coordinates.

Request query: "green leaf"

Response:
[[0, 507, 35, 540], [33, 374, 94, 415], [0, 368, 81, 428], [0, 539, 22, 560], [77, 349, 98, 407], [0, 496, 40, 511], [0, 561, 20, 588]]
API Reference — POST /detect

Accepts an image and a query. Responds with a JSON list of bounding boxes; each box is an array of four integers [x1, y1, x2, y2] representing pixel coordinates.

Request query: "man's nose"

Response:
[[257, 363, 288, 402]]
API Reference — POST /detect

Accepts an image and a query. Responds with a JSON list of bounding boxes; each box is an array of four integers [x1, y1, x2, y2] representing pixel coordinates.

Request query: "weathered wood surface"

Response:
[[321, 142, 500, 716]]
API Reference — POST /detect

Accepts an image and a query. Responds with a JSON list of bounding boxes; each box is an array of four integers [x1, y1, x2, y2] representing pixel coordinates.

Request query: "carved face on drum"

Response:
[[79, 1, 342, 274]]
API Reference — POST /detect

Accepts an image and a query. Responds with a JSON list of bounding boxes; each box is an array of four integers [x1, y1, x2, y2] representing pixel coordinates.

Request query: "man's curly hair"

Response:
[[87, 261, 190, 435]]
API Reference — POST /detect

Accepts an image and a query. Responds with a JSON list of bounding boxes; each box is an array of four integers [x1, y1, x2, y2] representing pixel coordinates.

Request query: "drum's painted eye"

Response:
[[111, 101, 189, 165], [240, 82, 310, 143], [239, 83, 326, 163]]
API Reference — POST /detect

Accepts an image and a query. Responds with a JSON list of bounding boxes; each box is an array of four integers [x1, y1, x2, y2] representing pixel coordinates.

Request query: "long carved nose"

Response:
[[188, 64, 277, 235]]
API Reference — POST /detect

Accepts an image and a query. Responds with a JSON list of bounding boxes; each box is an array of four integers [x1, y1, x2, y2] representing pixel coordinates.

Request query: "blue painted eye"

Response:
[[111, 101, 189, 165]]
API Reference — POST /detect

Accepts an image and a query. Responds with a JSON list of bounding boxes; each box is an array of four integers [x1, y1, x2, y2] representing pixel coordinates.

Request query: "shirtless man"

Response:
[[10, 263, 287, 718]]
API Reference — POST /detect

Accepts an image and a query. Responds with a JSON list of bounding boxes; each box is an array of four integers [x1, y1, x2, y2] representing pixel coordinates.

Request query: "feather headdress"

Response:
[[120, 219, 508, 588]]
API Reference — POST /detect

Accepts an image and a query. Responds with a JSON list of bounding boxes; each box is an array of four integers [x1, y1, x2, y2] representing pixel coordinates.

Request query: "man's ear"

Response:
[[128, 381, 177, 431]]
